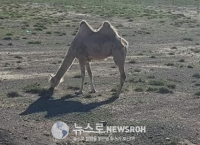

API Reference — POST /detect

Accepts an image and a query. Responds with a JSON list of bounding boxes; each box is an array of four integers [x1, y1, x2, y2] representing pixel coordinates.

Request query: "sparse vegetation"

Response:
[[157, 87, 172, 94], [191, 48, 200, 53], [0, 1, 198, 144], [150, 55, 156, 58], [148, 80, 165, 86], [46, 31, 52, 34], [168, 52, 174, 55], [134, 69, 141, 72], [23, 83, 44, 94], [194, 91, 200, 96], [165, 63, 174, 66], [7, 42, 13, 46], [129, 59, 136, 64], [193, 73, 200, 78], [187, 65, 193, 68], [7, 91, 20, 98], [14, 55, 23, 59], [182, 37, 193, 41], [178, 59, 184, 62], [3, 37, 12, 40], [170, 46, 177, 49], [67, 86, 79, 90], [135, 87, 144, 92], [27, 41, 41, 44]]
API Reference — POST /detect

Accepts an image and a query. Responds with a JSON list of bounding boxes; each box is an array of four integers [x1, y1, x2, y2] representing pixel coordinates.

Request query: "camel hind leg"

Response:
[[112, 48, 126, 97], [86, 62, 96, 93], [76, 59, 86, 94]]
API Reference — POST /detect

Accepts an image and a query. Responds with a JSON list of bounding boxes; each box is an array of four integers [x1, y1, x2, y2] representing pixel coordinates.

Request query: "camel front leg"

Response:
[[76, 59, 86, 94], [86, 62, 96, 93], [113, 48, 126, 97], [116, 64, 126, 96]]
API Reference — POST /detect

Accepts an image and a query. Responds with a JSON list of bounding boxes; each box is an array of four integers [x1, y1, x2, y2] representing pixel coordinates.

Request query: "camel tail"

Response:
[[121, 37, 128, 53]]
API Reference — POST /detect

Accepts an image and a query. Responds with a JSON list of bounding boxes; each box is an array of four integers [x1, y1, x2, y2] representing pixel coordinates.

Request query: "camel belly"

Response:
[[88, 53, 111, 60]]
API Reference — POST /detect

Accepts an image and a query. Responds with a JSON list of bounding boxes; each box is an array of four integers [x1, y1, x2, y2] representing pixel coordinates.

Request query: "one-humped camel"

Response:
[[49, 20, 128, 97]]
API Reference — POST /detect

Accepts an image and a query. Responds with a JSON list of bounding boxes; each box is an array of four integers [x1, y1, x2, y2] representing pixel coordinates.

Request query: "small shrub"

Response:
[[14, 55, 23, 59], [23, 83, 43, 94], [148, 80, 165, 86], [3, 37, 12, 40], [66, 24, 71, 27], [46, 31, 52, 34], [137, 53, 143, 56], [178, 59, 185, 62], [150, 55, 156, 58], [146, 87, 157, 92], [21, 36, 27, 39], [170, 46, 177, 49], [145, 31, 151, 34], [16, 60, 22, 63], [134, 69, 141, 72], [129, 60, 136, 64], [67, 86, 79, 90], [191, 49, 200, 53], [7, 91, 20, 98], [6, 33, 13, 36], [187, 65, 193, 68], [84, 94, 92, 98], [7, 43, 12, 46], [192, 73, 200, 78], [165, 63, 174, 66], [16, 67, 22, 70], [194, 91, 200, 96], [157, 87, 172, 94], [33, 27, 43, 31], [73, 75, 82, 78], [168, 52, 174, 55], [135, 87, 144, 92], [194, 83, 200, 86], [166, 84, 176, 89], [28, 41, 41, 44], [182, 37, 193, 41], [147, 76, 155, 79]]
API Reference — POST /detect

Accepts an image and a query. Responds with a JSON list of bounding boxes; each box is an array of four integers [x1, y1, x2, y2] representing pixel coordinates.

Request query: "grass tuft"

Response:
[[7, 91, 20, 98], [129, 59, 136, 64], [27, 41, 41, 44], [192, 73, 200, 78], [23, 83, 44, 94]]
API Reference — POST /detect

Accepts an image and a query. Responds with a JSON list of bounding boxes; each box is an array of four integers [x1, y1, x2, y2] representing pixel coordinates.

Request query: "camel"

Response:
[[49, 20, 128, 97]]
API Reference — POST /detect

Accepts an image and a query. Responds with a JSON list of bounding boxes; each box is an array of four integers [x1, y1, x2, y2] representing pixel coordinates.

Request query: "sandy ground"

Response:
[[0, 3, 200, 145]]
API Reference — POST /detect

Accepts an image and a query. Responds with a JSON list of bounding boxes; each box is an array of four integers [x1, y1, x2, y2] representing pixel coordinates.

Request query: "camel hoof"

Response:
[[75, 90, 83, 95], [112, 92, 120, 98], [89, 90, 96, 93]]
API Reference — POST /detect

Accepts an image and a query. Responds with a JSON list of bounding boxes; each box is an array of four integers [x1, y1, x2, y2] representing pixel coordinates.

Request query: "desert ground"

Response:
[[0, 0, 200, 145]]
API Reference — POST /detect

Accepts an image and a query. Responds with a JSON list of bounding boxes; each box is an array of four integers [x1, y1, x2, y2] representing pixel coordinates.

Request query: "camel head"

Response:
[[49, 74, 63, 90]]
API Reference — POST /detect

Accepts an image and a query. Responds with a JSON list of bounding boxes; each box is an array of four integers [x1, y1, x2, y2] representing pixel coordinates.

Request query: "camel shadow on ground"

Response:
[[20, 89, 118, 118]]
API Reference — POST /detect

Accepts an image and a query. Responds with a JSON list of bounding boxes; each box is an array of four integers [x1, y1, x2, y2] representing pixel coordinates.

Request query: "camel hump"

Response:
[[103, 21, 111, 27], [79, 20, 94, 36], [80, 20, 87, 26]]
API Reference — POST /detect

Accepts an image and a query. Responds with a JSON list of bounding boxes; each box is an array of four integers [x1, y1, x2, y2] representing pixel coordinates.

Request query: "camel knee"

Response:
[[121, 73, 126, 82], [81, 71, 85, 78]]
